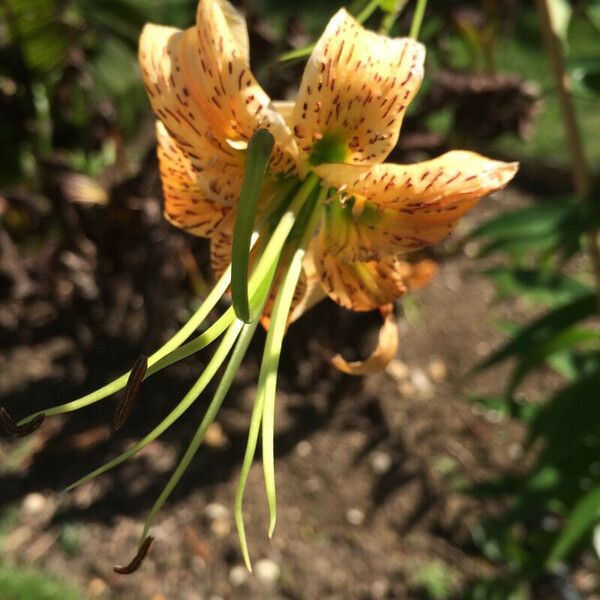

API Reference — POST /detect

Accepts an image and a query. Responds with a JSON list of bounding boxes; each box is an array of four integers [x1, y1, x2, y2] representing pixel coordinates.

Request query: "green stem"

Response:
[[409, 0, 428, 40], [356, 0, 380, 24], [279, 0, 380, 63], [232, 129, 275, 323]]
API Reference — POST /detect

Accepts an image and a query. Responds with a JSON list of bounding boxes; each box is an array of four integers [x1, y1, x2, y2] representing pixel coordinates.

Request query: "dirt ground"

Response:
[[0, 188, 568, 599]]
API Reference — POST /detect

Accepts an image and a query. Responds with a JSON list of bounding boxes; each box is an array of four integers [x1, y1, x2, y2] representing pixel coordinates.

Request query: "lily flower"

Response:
[[140, 0, 516, 356], [9, 0, 518, 573]]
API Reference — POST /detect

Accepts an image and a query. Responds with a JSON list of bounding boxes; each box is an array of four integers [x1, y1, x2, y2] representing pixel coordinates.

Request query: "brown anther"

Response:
[[113, 536, 154, 575], [114, 355, 148, 432], [0, 407, 45, 438]]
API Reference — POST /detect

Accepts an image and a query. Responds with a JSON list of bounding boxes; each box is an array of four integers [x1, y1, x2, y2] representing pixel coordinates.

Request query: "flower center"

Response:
[[309, 131, 348, 166]]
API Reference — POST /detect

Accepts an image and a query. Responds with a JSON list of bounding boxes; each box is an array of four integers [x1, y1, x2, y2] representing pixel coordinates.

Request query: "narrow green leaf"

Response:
[[476, 293, 597, 371], [484, 267, 590, 307], [507, 327, 600, 394], [231, 129, 275, 323], [546, 486, 600, 566]]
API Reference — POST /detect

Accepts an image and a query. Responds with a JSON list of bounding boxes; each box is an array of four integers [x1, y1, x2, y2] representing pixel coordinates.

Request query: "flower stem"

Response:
[[409, 0, 428, 40]]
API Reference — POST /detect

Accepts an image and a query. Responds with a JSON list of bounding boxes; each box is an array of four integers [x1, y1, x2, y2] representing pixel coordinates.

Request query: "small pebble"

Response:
[[211, 518, 231, 538], [22, 493, 46, 516], [255, 558, 280, 584], [427, 358, 448, 382], [410, 368, 433, 397], [371, 579, 390, 599], [204, 422, 228, 448], [370, 451, 392, 475], [386, 359, 410, 382], [87, 577, 108, 598], [295, 440, 312, 458], [205, 503, 229, 521], [229, 565, 249, 586], [346, 508, 365, 526]]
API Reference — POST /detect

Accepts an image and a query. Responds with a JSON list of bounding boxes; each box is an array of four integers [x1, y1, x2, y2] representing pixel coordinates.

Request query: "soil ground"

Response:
[[0, 188, 572, 599]]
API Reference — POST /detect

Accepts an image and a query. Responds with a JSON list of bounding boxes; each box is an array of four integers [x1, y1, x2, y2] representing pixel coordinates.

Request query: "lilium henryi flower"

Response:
[[139, 0, 518, 372], [5, 0, 519, 575]]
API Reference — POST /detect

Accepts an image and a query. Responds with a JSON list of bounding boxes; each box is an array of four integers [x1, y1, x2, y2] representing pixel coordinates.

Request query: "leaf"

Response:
[[1, 0, 72, 72], [587, 3, 600, 32], [507, 327, 600, 394], [546, 486, 600, 566], [529, 370, 600, 462], [484, 267, 590, 307], [570, 55, 600, 100], [477, 292, 597, 370], [468, 200, 575, 257]]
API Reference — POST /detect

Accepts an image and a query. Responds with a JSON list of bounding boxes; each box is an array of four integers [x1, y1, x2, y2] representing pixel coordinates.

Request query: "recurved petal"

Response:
[[314, 244, 407, 311], [195, 0, 299, 174], [140, 24, 241, 174], [332, 304, 398, 375], [291, 8, 424, 165], [315, 152, 518, 261], [157, 123, 232, 237]]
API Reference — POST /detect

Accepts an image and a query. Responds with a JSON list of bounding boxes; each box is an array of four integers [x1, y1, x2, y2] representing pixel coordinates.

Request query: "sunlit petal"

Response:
[[315, 152, 518, 261], [195, 0, 299, 174], [157, 122, 232, 237], [291, 8, 424, 166], [332, 304, 398, 374]]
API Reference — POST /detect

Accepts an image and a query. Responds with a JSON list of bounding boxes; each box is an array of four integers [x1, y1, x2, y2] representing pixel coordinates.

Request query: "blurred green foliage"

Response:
[[0, 562, 84, 600], [464, 3, 600, 591]]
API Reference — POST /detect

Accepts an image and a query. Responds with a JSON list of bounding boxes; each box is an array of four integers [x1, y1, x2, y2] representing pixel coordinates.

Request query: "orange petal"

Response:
[[195, 0, 298, 174], [315, 152, 518, 261], [139, 24, 241, 174], [291, 8, 424, 165], [314, 242, 408, 311], [332, 304, 398, 375], [157, 122, 232, 237]]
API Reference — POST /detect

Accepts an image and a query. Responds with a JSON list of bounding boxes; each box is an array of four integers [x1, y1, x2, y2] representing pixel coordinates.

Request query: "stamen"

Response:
[[0, 407, 45, 437], [235, 182, 325, 570], [114, 355, 148, 431], [113, 536, 154, 574], [18, 265, 235, 424]]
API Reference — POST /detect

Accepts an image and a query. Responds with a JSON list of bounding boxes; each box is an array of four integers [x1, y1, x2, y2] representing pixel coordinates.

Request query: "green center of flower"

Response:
[[309, 131, 348, 166]]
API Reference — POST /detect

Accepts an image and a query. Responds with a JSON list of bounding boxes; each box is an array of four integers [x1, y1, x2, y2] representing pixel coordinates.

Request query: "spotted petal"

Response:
[[291, 8, 424, 166], [139, 0, 298, 185], [157, 122, 232, 237], [314, 152, 518, 262]]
